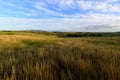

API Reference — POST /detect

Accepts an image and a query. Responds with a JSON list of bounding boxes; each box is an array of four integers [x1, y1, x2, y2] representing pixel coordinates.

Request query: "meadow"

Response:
[[0, 31, 120, 80]]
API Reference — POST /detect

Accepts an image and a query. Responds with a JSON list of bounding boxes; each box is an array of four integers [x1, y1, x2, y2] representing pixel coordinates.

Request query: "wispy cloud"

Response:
[[76, 0, 120, 12], [0, 0, 120, 31], [1, 0, 120, 17]]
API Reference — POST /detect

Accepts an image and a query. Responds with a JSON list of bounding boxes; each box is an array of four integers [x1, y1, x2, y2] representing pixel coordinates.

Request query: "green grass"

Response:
[[22, 40, 49, 47], [0, 31, 15, 35], [86, 37, 120, 46], [0, 31, 119, 80]]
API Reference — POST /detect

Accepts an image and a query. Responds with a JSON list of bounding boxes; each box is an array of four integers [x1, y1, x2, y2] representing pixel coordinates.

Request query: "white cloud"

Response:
[[76, 0, 120, 12], [1, 0, 120, 17], [45, 0, 74, 9], [76, 0, 93, 10], [0, 0, 120, 32], [58, 0, 74, 9], [106, 0, 118, 2], [0, 13, 120, 32], [34, 1, 67, 17], [40, 0, 120, 13]]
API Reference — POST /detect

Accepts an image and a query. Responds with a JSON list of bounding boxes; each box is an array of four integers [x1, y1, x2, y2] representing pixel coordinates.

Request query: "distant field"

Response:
[[0, 31, 120, 80]]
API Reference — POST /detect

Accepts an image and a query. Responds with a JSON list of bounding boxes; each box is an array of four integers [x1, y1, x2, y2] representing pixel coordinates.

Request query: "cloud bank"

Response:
[[0, 0, 120, 32]]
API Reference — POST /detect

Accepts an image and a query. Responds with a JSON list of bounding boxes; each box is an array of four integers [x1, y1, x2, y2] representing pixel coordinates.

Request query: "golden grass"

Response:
[[0, 31, 119, 80]]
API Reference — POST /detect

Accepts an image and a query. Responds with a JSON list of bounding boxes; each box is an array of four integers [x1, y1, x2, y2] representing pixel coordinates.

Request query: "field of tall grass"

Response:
[[0, 31, 120, 80]]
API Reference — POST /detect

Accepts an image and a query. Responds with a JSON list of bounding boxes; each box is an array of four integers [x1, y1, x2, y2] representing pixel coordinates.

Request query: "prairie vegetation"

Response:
[[0, 31, 120, 80], [57, 32, 120, 37]]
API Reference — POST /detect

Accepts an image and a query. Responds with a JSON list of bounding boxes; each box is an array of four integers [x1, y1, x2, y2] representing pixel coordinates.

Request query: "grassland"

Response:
[[0, 31, 120, 80]]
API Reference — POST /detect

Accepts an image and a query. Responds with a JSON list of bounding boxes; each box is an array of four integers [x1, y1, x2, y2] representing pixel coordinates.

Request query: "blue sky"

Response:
[[0, 0, 120, 32]]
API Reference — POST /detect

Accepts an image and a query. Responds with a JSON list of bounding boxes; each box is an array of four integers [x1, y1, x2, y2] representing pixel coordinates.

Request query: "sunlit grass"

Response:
[[0, 31, 119, 80]]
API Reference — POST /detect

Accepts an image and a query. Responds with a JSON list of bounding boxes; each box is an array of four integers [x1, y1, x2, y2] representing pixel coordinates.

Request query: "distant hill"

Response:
[[57, 32, 120, 37], [0, 30, 119, 37]]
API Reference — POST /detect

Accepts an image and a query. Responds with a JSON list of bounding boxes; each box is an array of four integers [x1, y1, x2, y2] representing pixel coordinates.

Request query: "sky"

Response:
[[0, 0, 120, 32]]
